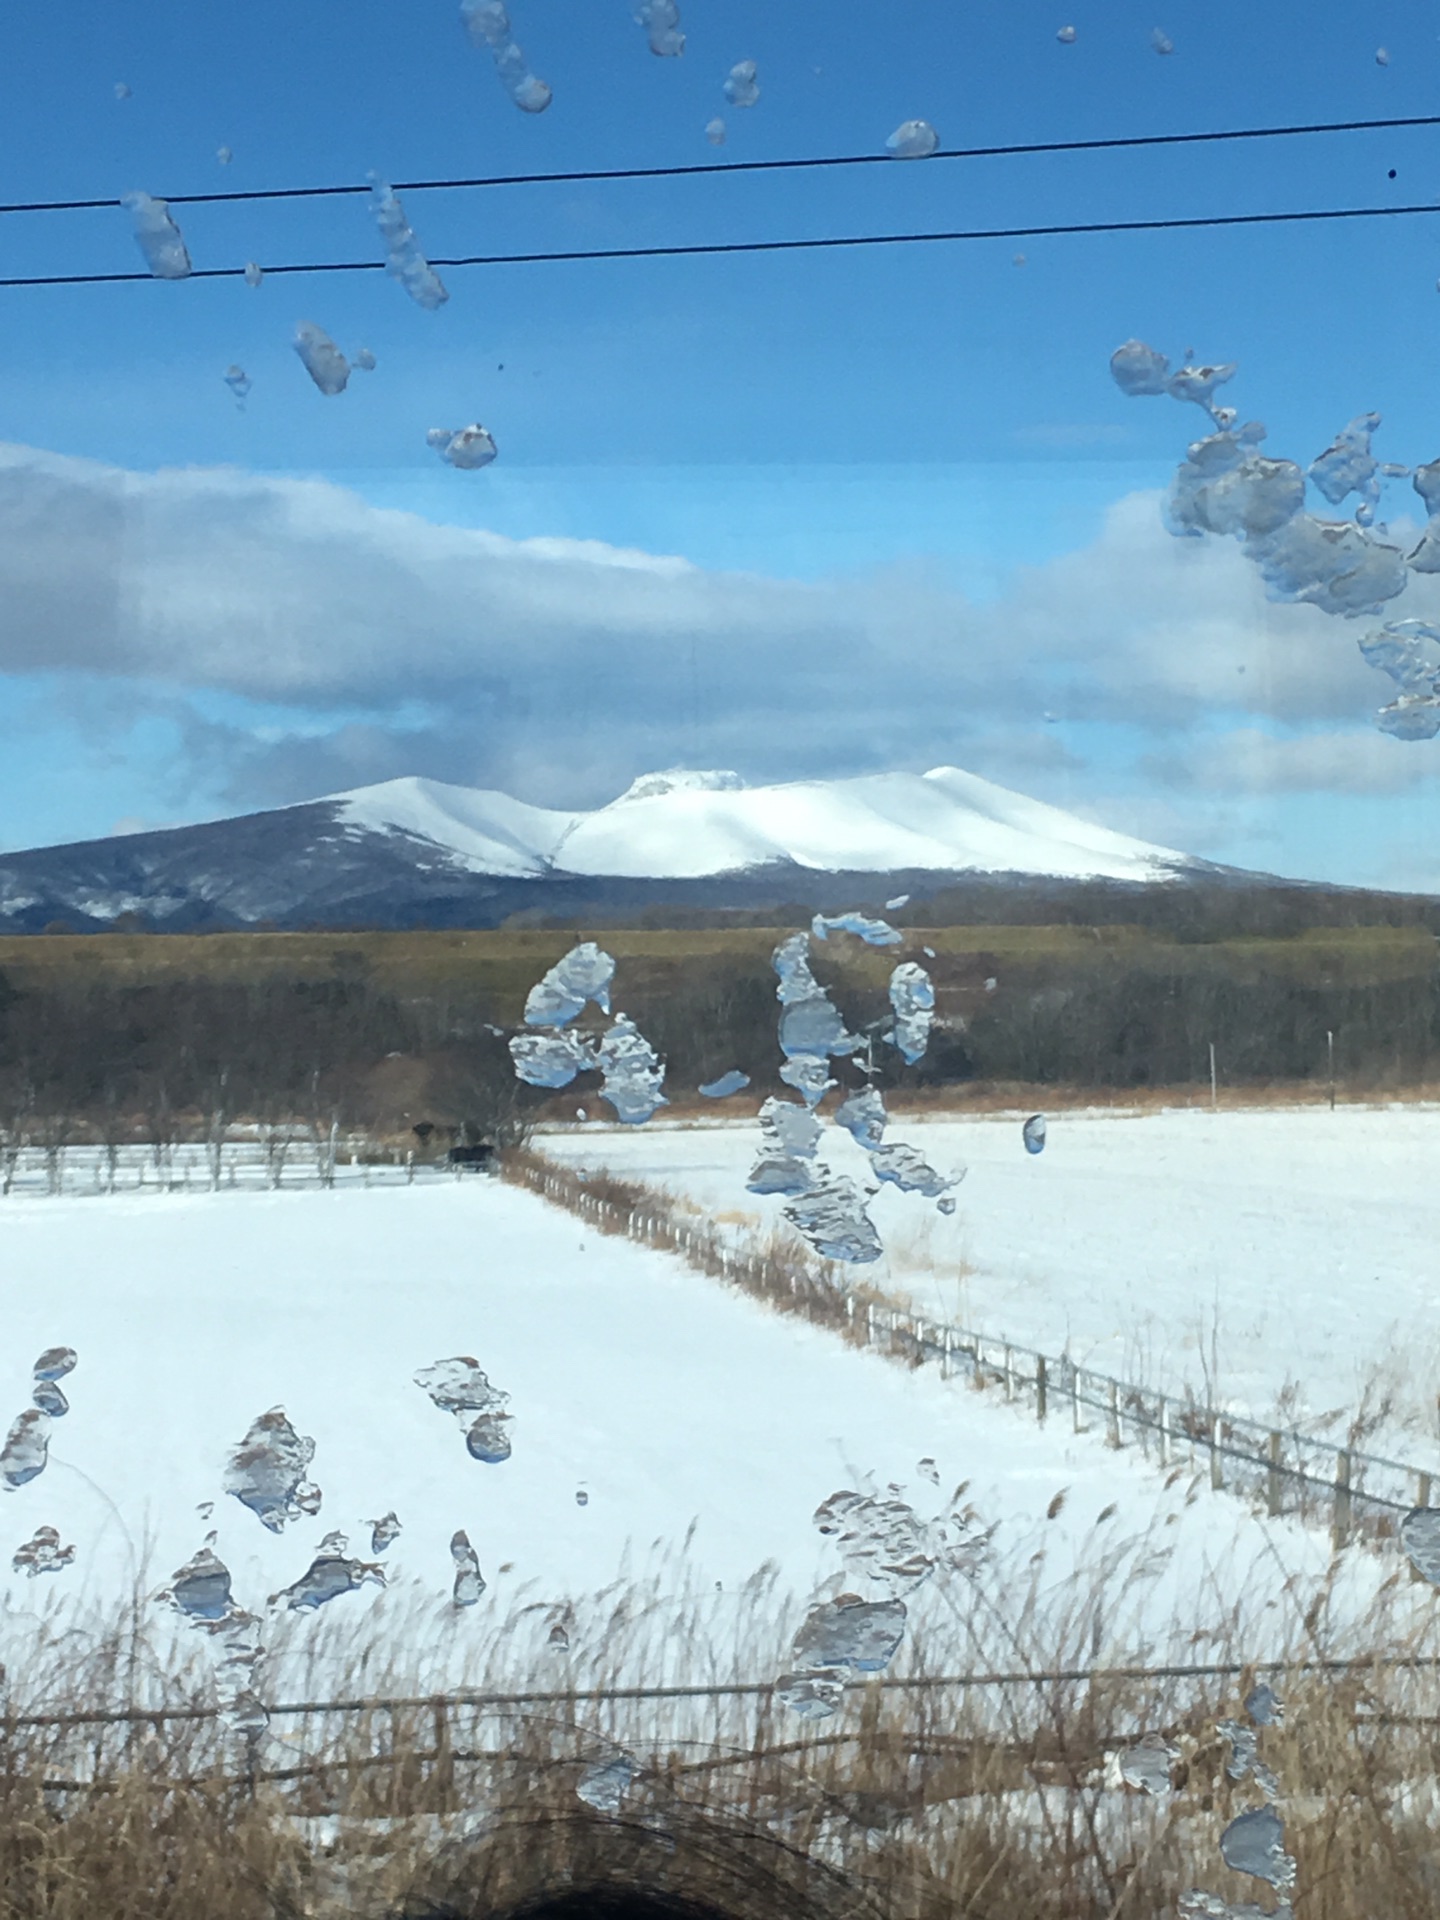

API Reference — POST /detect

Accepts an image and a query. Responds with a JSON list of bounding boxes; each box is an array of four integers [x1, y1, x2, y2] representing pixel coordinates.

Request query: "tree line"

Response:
[[2, 925, 1438, 1145]]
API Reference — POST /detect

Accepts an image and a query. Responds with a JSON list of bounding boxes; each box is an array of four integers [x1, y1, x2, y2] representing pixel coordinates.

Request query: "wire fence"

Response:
[[508, 1153, 1437, 1551], [0, 1135, 476, 1198]]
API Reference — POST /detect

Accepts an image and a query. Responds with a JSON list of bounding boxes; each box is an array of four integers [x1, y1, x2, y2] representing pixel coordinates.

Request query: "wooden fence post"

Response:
[[1418, 1470, 1432, 1510], [1333, 1450, 1352, 1551], [1157, 1396, 1169, 1467], [1267, 1431, 1283, 1517], [1210, 1416, 1223, 1491], [1071, 1367, 1082, 1434], [1106, 1380, 1121, 1449], [1035, 1356, 1047, 1425]]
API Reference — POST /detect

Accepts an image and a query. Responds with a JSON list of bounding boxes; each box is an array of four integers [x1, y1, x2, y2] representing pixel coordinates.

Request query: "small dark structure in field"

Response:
[[447, 1142, 497, 1171]]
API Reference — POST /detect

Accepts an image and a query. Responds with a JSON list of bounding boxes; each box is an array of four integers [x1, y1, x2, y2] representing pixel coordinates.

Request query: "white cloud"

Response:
[[5, 440, 1440, 826]]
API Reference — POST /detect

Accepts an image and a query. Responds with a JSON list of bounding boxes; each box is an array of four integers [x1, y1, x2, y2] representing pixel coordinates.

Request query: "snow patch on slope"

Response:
[[332, 776, 578, 876]]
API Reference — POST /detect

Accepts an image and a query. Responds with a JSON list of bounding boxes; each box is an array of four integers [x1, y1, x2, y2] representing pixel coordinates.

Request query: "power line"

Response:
[[2, 197, 1437, 290], [4, 111, 1440, 218]]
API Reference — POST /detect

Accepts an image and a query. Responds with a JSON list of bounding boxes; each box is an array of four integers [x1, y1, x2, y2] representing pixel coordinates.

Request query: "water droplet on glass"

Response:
[[33, 1348, 76, 1382], [114, 81, 131, 100], [705, 116, 726, 145], [1219, 1804, 1295, 1890], [159, 1544, 235, 1621], [1244, 1682, 1283, 1726], [1022, 1114, 1047, 1155], [428, 424, 497, 468], [886, 119, 938, 160], [1110, 338, 1171, 396], [0, 1410, 51, 1490], [598, 1014, 667, 1124], [216, 145, 233, 164], [415, 1358, 513, 1461], [835, 1086, 887, 1151], [917, 1457, 939, 1484], [30, 1381, 67, 1418], [451, 1528, 485, 1606], [223, 365, 251, 403], [784, 1172, 882, 1264], [1119, 1736, 1176, 1793], [369, 176, 449, 311], [576, 1751, 636, 1812], [12, 1526, 74, 1578], [223, 1407, 321, 1532], [368, 1511, 402, 1554], [1013, 253, 1027, 266], [243, 261, 264, 288], [271, 1544, 385, 1611], [937, 1195, 957, 1215], [888, 962, 934, 1064], [698, 1069, 750, 1098], [723, 59, 760, 107], [1217, 1718, 1280, 1799], [775, 1669, 845, 1718], [812, 910, 902, 946], [1056, 25, 1076, 43], [1151, 27, 1174, 54], [1375, 46, 1390, 66], [869, 1142, 961, 1198], [525, 942, 616, 1027], [548, 1619, 570, 1649], [293, 323, 351, 396], [122, 192, 192, 279], [575, 1488, 589, 1506], [1400, 1505, 1440, 1582], [460, 0, 553, 112], [511, 1027, 599, 1089], [634, 0, 684, 57], [792, 1593, 907, 1672]]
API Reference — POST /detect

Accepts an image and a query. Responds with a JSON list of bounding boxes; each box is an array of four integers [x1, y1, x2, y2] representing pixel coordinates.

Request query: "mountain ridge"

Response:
[[0, 764, 1236, 933]]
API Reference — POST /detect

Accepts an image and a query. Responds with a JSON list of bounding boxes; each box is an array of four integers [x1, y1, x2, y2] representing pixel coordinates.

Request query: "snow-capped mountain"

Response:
[[335, 767, 1188, 884], [0, 766, 1214, 933]]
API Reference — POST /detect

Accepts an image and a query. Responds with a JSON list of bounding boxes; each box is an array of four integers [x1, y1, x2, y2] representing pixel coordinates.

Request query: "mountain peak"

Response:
[[612, 769, 747, 804]]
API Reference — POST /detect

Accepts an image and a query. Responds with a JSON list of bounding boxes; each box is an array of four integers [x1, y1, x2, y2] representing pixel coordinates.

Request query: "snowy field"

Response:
[[0, 1174, 1399, 1686], [543, 1106, 1440, 1461]]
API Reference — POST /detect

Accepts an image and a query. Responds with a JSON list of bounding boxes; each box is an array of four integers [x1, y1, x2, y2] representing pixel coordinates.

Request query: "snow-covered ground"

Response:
[[0, 1174, 1397, 1685], [543, 1106, 1440, 1461]]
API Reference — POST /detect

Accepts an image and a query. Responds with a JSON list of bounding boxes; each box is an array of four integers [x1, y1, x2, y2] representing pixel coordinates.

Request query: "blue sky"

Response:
[[4, 0, 1440, 886]]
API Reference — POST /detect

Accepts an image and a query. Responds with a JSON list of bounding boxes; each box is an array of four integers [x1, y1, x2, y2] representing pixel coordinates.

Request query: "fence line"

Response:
[[12, 1650, 1440, 1735], [506, 1151, 1435, 1548], [0, 1136, 468, 1198]]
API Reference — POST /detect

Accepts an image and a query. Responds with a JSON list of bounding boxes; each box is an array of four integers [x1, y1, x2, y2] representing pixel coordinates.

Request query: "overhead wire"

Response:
[[1, 110, 1438, 217], [2, 197, 1438, 290]]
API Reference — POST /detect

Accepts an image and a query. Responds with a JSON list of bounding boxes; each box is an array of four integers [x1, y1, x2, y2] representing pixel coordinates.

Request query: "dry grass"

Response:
[[5, 1524, 1440, 1920]]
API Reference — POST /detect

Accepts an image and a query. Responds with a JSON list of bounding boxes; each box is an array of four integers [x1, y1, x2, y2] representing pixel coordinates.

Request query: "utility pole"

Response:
[[1208, 1041, 1217, 1111], [1327, 1029, 1335, 1111]]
